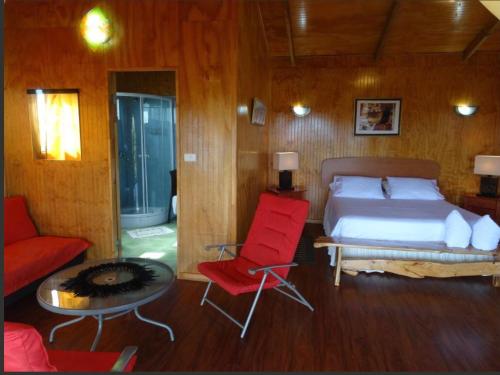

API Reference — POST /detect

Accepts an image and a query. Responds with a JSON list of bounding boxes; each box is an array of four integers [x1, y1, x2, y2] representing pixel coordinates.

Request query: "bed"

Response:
[[313, 157, 500, 286]]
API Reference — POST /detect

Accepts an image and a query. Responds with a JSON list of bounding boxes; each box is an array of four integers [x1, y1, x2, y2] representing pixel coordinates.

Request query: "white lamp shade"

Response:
[[273, 152, 299, 171], [474, 155, 500, 176]]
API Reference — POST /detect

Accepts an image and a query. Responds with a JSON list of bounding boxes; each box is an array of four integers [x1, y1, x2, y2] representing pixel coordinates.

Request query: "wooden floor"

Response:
[[5, 225, 500, 371]]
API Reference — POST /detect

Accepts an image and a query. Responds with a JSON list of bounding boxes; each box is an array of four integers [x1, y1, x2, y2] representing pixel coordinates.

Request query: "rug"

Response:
[[293, 235, 315, 264], [127, 226, 174, 239]]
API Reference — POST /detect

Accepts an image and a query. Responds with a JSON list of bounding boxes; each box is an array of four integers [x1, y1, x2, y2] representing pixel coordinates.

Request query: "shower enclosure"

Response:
[[116, 93, 176, 229]]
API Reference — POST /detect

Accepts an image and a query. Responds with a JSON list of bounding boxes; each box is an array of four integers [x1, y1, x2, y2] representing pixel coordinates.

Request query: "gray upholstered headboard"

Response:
[[320, 157, 440, 187]]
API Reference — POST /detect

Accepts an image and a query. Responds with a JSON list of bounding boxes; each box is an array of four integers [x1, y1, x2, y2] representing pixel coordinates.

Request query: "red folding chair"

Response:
[[198, 193, 313, 338]]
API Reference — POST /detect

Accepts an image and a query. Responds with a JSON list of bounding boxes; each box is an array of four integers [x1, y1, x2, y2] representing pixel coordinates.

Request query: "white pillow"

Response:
[[329, 176, 385, 199], [444, 210, 472, 248], [386, 177, 444, 200], [471, 215, 500, 251]]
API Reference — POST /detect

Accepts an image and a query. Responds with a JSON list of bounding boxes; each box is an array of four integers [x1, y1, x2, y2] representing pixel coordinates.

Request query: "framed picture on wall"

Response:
[[354, 99, 401, 136], [251, 98, 266, 125]]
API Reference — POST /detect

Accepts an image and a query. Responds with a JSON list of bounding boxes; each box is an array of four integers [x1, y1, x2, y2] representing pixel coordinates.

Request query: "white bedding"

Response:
[[323, 196, 495, 266]]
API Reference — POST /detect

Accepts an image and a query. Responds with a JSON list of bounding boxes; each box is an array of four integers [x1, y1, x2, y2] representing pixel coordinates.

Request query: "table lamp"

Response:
[[273, 152, 299, 191], [474, 155, 500, 197]]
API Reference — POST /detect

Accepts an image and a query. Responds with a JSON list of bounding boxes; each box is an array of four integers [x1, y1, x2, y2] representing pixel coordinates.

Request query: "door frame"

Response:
[[107, 68, 179, 265]]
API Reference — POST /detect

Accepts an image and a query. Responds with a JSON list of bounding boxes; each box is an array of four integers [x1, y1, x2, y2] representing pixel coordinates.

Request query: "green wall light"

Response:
[[81, 7, 113, 48]]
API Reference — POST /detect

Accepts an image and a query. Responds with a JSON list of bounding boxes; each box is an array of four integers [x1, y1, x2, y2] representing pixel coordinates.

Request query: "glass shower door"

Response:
[[117, 95, 145, 214], [143, 97, 174, 214]]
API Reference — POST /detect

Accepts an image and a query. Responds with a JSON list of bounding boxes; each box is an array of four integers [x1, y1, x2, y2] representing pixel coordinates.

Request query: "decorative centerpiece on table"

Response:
[[61, 261, 157, 297]]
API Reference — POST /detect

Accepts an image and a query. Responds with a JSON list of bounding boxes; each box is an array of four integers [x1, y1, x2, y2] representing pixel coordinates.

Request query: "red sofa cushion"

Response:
[[47, 350, 137, 372], [198, 256, 281, 296], [4, 196, 38, 246], [4, 322, 57, 372], [4, 236, 91, 296]]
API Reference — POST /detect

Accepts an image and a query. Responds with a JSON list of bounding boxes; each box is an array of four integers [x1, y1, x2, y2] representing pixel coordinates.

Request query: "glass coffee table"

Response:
[[37, 257, 175, 351]]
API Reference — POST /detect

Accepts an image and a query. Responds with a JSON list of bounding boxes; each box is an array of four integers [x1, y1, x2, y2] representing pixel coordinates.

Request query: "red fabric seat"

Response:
[[4, 236, 90, 296], [197, 193, 311, 338], [47, 350, 136, 372], [198, 256, 281, 295], [198, 193, 309, 291], [4, 322, 136, 372], [4, 195, 91, 297]]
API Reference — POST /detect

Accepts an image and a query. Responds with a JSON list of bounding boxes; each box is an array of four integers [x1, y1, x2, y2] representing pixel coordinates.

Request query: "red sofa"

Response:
[[4, 196, 91, 299]]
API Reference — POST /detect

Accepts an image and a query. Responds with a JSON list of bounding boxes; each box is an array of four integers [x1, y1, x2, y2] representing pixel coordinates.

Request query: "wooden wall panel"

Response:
[[176, 0, 239, 279], [115, 72, 176, 96], [269, 53, 500, 221], [4, 0, 240, 276], [235, 1, 271, 242]]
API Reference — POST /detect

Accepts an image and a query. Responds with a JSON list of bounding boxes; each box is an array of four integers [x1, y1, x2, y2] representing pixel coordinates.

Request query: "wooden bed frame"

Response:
[[315, 157, 500, 287]]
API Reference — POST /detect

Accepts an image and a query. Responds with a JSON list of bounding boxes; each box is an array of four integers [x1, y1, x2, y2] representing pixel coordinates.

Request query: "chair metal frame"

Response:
[[200, 244, 314, 338], [110, 346, 138, 372]]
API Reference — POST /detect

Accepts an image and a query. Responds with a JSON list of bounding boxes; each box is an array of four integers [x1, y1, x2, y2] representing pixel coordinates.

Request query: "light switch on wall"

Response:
[[184, 153, 197, 162]]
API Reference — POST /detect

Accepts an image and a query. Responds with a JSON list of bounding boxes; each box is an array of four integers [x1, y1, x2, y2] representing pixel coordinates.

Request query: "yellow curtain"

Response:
[[29, 92, 81, 161]]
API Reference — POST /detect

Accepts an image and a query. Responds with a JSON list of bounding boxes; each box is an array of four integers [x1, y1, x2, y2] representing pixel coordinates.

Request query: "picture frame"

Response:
[[354, 99, 401, 136], [250, 97, 266, 126]]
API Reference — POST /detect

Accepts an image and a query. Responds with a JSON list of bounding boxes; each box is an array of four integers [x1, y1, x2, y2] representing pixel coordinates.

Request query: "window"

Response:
[[27, 89, 81, 161]]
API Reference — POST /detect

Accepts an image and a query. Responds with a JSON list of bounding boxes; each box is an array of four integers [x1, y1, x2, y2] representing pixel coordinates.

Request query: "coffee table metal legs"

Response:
[[49, 315, 85, 343], [134, 307, 175, 341], [48, 309, 174, 351], [90, 314, 103, 351]]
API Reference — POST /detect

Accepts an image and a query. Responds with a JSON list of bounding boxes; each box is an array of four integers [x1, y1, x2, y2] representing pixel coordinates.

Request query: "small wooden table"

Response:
[[267, 186, 306, 200], [314, 236, 500, 287], [462, 194, 500, 225]]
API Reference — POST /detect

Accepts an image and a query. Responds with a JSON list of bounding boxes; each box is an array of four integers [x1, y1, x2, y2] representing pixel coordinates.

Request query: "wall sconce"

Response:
[[454, 105, 478, 116], [80, 7, 113, 48], [27, 89, 82, 161], [292, 104, 311, 117]]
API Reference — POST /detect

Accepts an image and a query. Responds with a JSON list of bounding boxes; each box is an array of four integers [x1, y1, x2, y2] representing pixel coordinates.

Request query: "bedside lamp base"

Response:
[[478, 176, 499, 198], [278, 170, 293, 191]]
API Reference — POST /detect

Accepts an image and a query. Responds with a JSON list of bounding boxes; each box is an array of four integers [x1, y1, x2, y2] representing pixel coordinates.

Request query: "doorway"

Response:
[[110, 71, 177, 271]]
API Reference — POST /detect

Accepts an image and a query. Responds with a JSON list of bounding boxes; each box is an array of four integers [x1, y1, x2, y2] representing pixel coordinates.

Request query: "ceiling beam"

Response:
[[256, 1, 270, 57], [374, 0, 400, 62], [463, 19, 500, 61], [284, 0, 296, 67]]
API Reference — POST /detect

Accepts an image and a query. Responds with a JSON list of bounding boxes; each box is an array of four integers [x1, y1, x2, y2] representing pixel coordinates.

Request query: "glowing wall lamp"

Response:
[[27, 89, 82, 161], [454, 104, 478, 116], [292, 104, 311, 117], [80, 7, 113, 48]]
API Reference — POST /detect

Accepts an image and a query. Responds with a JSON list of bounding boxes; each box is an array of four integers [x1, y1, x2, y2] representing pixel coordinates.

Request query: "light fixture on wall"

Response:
[[27, 89, 82, 161], [454, 104, 478, 116], [80, 7, 113, 48], [273, 152, 299, 190], [292, 104, 311, 117], [474, 155, 500, 197]]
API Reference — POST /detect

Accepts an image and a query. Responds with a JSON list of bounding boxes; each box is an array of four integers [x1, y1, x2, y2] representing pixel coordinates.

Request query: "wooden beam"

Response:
[[256, 0, 270, 57], [342, 259, 500, 279], [463, 20, 500, 61], [334, 247, 342, 286], [284, 0, 296, 67], [313, 236, 499, 257], [494, 275, 500, 287], [374, 0, 400, 62]]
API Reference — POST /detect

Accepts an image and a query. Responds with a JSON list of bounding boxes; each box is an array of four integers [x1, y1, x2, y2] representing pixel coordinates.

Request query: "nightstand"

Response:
[[462, 194, 500, 224], [267, 186, 306, 200]]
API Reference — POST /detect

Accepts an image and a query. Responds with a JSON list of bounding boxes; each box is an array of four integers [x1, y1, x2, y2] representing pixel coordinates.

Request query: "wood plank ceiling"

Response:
[[259, 0, 500, 63]]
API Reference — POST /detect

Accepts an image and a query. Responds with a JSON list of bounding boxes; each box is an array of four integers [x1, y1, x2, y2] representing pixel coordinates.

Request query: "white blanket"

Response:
[[323, 196, 493, 266], [324, 196, 480, 242]]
